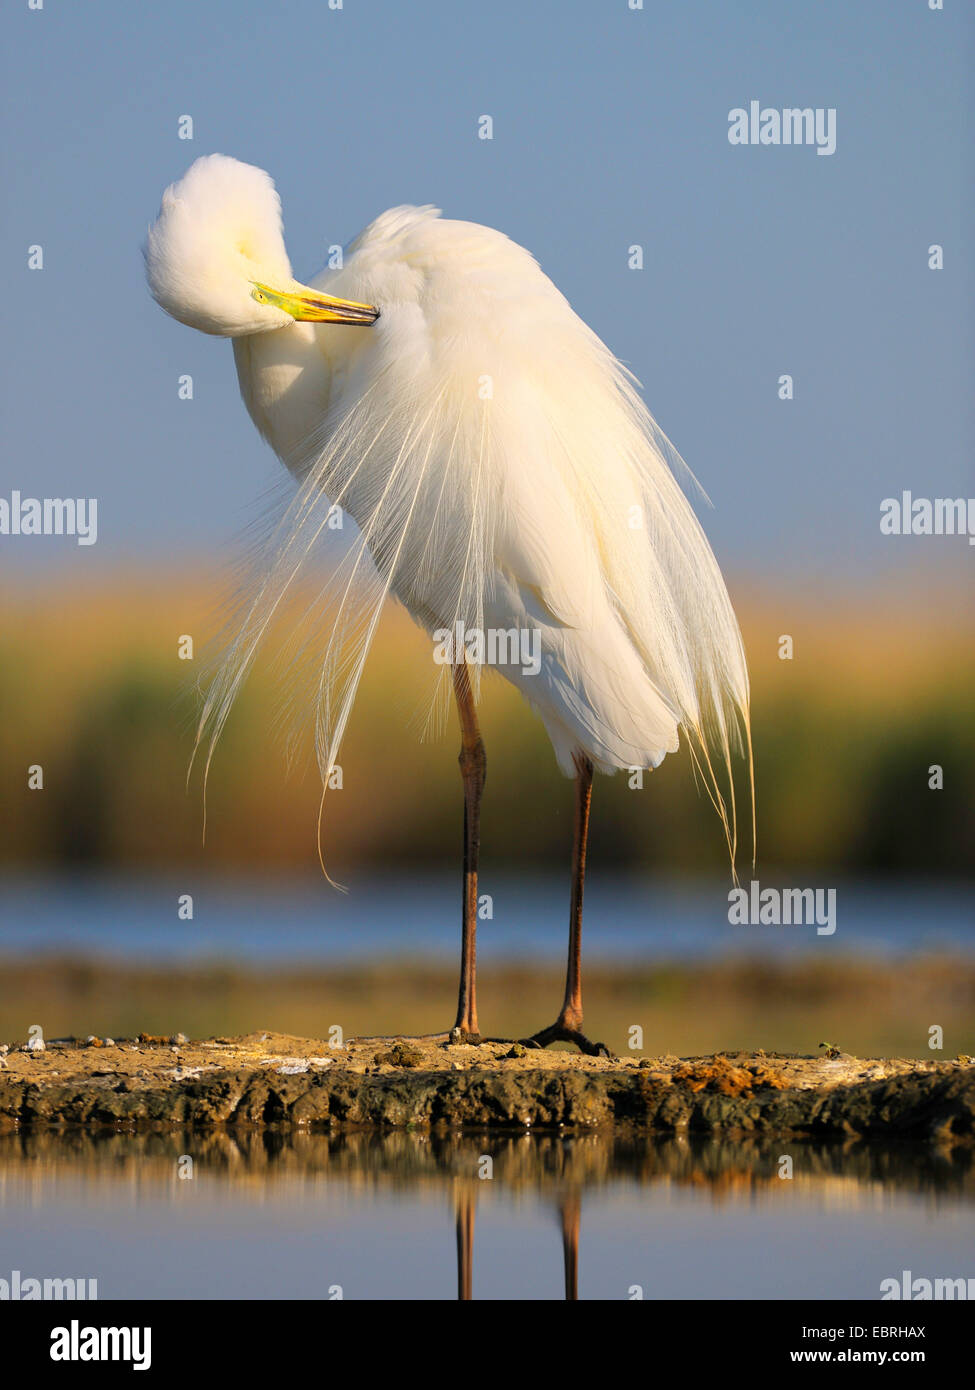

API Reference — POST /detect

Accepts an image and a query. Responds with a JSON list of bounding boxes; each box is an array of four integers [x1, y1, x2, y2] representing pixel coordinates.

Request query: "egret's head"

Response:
[[145, 154, 379, 337]]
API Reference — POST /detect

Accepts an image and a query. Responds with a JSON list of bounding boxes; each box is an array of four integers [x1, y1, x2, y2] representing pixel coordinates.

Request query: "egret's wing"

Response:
[[489, 324, 753, 864]]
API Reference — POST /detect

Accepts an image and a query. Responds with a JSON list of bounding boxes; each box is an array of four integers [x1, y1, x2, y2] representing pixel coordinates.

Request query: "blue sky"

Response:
[[1, 0, 972, 587]]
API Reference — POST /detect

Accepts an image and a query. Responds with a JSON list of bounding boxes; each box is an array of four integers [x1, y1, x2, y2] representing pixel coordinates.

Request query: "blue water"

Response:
[[0, 874, 970, 965], [2, 1134, 972, 1300], [6, 1182, 971, 1301]]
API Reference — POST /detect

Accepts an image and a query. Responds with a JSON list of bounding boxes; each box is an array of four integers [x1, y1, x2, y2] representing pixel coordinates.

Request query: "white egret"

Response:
[[146, 154, 752, 1055]]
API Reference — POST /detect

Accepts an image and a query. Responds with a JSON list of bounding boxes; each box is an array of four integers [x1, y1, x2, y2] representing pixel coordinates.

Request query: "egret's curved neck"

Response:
[[233, 325, 333, 480]]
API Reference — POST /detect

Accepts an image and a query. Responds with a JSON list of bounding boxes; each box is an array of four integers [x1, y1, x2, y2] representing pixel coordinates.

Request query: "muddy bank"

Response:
[[1, 1032, 972, 1140]]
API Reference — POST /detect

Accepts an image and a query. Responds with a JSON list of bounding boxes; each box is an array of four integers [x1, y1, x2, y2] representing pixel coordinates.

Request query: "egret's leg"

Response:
[[560, 1191, 581, 1301], [451, 661, 485, 1043], [522, 754, 612, 1058], [455, 1191, 475, 1300], [559, 752, 592, 1034]]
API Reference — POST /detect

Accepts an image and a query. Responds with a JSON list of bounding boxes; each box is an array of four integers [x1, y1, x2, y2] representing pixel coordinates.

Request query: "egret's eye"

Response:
[[251, 286, 269, 304]]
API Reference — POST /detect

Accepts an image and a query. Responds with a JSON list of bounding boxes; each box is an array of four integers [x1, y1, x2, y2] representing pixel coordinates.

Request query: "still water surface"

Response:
[[2, 1132, 971, 1300]]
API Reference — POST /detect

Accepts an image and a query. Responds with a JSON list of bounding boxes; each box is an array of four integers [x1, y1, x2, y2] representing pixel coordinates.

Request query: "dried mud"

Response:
[[2, 1032, 973, 1141]]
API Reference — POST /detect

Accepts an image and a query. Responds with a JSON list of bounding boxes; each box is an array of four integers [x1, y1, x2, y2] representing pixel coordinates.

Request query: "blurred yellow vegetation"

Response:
[[1, 956, 971, 1059], [2, 568, 973, 876]]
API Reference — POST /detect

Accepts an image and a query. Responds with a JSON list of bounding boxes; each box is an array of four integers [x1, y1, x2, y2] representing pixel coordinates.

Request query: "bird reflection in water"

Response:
[[454, 1186, 582, 1301]]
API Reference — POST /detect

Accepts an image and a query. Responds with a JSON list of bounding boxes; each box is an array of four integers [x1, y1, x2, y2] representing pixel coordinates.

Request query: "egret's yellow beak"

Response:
[[252, 281, 380, 326]]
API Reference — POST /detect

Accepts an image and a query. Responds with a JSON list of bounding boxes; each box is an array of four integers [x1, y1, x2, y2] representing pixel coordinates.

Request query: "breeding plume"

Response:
[[146, 154, 752, 1054]]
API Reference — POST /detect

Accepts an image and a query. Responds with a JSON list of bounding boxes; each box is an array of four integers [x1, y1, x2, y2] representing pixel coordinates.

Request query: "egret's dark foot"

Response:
[[519, 1023, 613, 1058], [447, 1026, 483, 1046]]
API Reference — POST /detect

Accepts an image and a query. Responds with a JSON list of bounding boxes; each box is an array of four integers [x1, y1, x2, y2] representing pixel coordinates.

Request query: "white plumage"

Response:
[[146, 154, 752, 865]]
